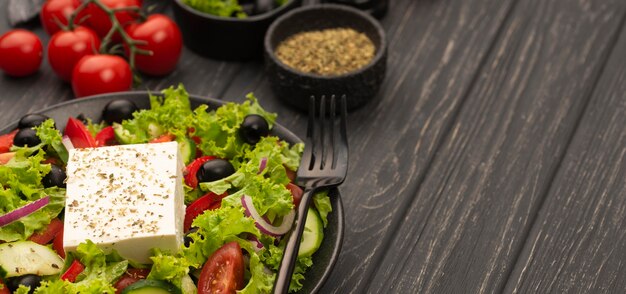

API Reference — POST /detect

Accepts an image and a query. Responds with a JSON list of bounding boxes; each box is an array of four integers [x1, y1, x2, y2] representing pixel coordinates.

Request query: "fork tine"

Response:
[[325, 95, 337, 169], [316, 95, 326, 170], [302, 96, 316, 170], [336, 95, 349, 170]]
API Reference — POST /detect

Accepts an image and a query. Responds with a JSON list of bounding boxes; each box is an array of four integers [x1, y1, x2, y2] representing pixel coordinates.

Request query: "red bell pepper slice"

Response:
[[184, 192, 228, 232], [95, 126, 117, 147], [60, 260, 85, 282], [0, 279, 10, 294], [184, 156, 216, 188], [149, 133, 175, 143], [0, 129, 17, 153], [28, 218, 63, 245], [65, 117, 96, 148], [0, 152, 15, 165]]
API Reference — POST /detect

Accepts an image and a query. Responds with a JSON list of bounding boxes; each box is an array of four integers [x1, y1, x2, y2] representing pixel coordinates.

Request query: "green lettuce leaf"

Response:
[[34, 119, 68, 163], [237, 253, 274, 294], [182, 0, 246, 18], [148, 249, 192, 291], [313, 190, 332, 228]]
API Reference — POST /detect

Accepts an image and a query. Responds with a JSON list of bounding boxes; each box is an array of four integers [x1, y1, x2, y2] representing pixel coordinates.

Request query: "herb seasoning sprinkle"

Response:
[[275, 28, 376, 76]]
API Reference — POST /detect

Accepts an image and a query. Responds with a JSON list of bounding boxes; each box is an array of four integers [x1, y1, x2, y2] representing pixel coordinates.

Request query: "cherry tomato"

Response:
[[0, 30, 43, 77], [48, 26, 101, 82], [40, 0, 82, 36], [149, 133, 175, 143], [84, 0, 143, 38], [113, 268, 150, 294], [184, 192, 228, 232], [28, 218, 63, 245], [53, 227, 65, 258], [60, 260, 85, 282], [65, 117, 97, 148], [125, 14, 182, 76], [286, 183, 303, 208], [184, 156, 217, 188], [72, 55, 132, 98], [198, 242, 244, 294], [0, 130, 17, 153], [95, 126, 117, 146], [0, 152, 15, 165]]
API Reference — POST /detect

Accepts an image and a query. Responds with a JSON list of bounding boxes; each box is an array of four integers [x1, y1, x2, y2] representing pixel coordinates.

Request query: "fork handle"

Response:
[[273, 187, 316, 294]]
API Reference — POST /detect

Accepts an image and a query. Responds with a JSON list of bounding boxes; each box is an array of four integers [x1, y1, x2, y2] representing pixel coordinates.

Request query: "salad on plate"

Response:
[[0, 85, 332, 294]]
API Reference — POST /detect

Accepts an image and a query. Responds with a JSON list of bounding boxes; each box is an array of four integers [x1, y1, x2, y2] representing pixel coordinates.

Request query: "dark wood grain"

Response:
[[367, 0, 626, 293], [221, 0, 519, 293], [504, 20, 626, 294]]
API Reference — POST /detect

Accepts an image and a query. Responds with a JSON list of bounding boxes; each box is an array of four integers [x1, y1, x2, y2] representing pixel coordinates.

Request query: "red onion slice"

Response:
[[0, 196, 50, 227], [248, 235, 264, 252], [241, 195, 294, 237], [62, 135, 74, 151], [257, 157, 268, 174]]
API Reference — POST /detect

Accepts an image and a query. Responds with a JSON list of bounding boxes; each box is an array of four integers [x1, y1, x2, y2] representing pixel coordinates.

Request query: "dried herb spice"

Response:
[[275, 28, 376, 76]]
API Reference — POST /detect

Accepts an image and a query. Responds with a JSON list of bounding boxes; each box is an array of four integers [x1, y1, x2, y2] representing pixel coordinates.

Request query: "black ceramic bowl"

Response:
[[264, 4, 387, 111], [173, 0, 303, 60]]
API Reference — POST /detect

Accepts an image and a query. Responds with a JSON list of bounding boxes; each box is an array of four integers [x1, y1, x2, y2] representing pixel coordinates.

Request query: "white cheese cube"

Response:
[[64, 142, 185, 264]]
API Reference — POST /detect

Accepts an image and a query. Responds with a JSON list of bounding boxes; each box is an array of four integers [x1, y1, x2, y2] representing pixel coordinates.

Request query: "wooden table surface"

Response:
[[1, 0, 626, 293]]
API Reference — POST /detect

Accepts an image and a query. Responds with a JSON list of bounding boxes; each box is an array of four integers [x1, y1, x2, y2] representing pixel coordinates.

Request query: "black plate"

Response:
[[0, 92, 344, 294]]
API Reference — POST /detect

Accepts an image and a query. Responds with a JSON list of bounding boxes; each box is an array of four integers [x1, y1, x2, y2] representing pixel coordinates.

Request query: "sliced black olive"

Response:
[[239, 114, 269, 145], [102, 99, 139, 124], [196, 159, 235, 183], [18, 114, 50, 130], [13, 128, 41, 147], [6, 274, 42, 293], [75, 113, 90, 125], [42, 165, 66, 188], [184, 227, 200, 247]]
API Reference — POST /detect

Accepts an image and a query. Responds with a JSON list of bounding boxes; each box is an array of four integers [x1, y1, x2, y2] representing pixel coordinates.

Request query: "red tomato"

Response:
[[60, 260, 85, 282], [95, 126, 117, 146], [149, 133, 175, 143], [71, 55, 132, 98], [286, 183, 303, 208], [0, 30, 43, 77], [53, 228, 65, 258], [40, 0, 82, 35], [28, 218, 63, 245], [285, 166, 296, 182], [0, 152, 15, 165], [0, 130, 17, 153], [65, 117, 97, 148], [48, 26, 101, 82], [198, 242, 244, 294], [184, 156, 216, 188], [114, 268, 150, 294], [125, 14, 182, 76], [184, 192, 227, 232], [84, 0, 143, 38], [0, 279, 10, 294]]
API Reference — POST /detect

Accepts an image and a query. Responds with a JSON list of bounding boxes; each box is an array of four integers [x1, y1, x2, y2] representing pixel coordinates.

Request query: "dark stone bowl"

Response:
[[172, 0, 303, 60], [264, 4, 387, 112]]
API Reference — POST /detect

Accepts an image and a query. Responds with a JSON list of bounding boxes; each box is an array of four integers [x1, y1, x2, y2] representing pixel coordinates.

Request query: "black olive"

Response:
[[184, 227, 200, 247], [239, 114, 269, 145], [102, 99, 139, 124], [13, 128, 41, 147], [42, 165, 66, 188], [18, 114, 50, 130], [6, 274, 42, 293], [75, 113, 90, 125], [196, 159, 235, 183]]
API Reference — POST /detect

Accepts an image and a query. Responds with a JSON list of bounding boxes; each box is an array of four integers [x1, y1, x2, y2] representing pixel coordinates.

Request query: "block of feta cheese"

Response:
[[64, 141, 185, 264]]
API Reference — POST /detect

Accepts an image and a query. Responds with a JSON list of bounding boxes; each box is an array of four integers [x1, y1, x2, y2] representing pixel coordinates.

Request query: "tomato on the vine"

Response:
[[40, 0, 83, 36], [48, 26, 101, 81], [0, 30, 43, 77], [125, 14, 182, 76], [84, 0, 143, 38], [198, 242, 245, 294], [71, 54, 132, 98]]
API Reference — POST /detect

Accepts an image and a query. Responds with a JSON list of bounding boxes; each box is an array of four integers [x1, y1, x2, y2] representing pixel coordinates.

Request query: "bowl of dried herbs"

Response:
[[264, 4, 387, 111], [173, 0, 302, 60]]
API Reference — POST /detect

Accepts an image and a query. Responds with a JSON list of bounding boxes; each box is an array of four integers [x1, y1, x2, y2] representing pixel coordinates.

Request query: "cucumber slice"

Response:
[[0, 241, 63, 278], [113, 123, 136, 144], [299, 208, 324, 257], [177, 137, 196, 165], [181, 275, 197, 294], [121, 279, 181, 294], [147, 123, 164, 138]]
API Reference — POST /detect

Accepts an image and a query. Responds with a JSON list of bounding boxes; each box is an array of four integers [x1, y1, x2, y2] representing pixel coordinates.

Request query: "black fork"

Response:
[[273, 95, 349, 294]]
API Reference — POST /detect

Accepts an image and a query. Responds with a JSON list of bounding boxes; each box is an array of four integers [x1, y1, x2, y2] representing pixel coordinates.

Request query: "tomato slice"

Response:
[[198, 242, 244, 294], [184, 192, 227, 232], [95, 126, 117, 147], [114, 268, 150, 294], [53, 227, 65, 258], [65, 117, 96, 148], [60, 260, 85, 282], [0, 130, 17, 153], [0, 152, 15, 165], [28, 218, 63, 245], [0, 278, 10, 294], [149, 133, 175, 143], [286, 183, 303, 208], [285, 166, 296, 182], [184, 156, 216, 188]]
